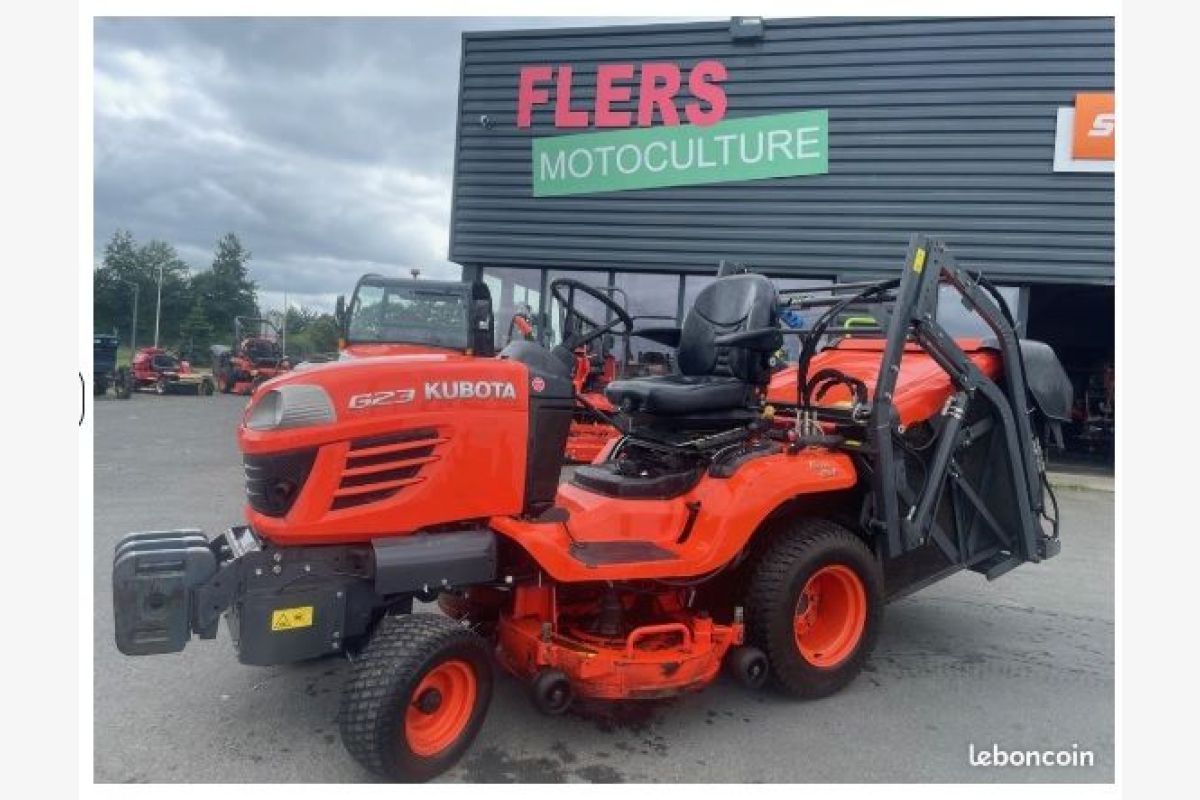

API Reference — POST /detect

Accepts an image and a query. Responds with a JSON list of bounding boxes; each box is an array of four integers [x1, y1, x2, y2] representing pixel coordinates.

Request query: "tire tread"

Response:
[[745, 518, 881, 698], [339, 612, 489, 781]]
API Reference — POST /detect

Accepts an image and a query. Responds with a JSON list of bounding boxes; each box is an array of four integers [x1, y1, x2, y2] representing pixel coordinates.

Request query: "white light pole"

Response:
[[282, 288, 288, 356], [153, 262, 164, 348]]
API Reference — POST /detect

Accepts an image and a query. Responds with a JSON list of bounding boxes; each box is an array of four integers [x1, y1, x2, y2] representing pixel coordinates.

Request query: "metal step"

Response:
[[569, 540, 679, 567], [970, 552, 1023, 581]]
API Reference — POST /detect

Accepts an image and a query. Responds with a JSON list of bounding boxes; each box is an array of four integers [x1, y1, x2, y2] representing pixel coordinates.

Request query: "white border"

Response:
[[1054, 107, 1116, 173], [68, 3, 1139, 800]]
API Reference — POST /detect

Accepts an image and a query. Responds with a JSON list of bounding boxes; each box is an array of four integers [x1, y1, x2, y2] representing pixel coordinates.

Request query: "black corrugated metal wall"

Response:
[[450, 16, 1114, 284]]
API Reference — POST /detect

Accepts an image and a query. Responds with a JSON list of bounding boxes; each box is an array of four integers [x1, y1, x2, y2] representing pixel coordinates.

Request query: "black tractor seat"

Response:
[[604, 272, 780, 419]]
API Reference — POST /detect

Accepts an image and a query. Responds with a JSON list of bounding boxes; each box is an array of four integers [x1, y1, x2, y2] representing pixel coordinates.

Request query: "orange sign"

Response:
[[1071, 92, 1115, 160]]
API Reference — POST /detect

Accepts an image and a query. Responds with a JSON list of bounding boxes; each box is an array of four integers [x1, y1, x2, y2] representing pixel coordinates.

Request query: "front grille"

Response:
[[244, 449, 317, 517], [331, 427, 446, 511]]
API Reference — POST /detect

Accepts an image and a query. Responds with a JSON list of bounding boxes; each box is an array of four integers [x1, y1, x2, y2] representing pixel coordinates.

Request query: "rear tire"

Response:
[[339, 613, 493, 783], [745, 519, 882, 699]]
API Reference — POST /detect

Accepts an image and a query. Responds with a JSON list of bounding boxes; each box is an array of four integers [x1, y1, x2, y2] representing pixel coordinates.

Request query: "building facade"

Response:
[[448, 16, 1115, 457]]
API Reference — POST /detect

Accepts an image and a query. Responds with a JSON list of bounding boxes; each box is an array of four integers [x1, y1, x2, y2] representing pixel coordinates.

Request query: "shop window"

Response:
[[936, 284, 1022, 339], [545, 269, 612, 346], [614, 272, 683, 361], [773, 278, 835, 361], [482, 267, 542, 348]]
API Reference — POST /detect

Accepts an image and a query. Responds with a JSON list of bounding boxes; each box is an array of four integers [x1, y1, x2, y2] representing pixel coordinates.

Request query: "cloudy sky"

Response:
[[93, 17, 651, 313]]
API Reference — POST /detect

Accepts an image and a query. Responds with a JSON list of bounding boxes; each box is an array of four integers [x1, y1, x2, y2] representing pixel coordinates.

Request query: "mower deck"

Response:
[[497, 586, 743, 701]]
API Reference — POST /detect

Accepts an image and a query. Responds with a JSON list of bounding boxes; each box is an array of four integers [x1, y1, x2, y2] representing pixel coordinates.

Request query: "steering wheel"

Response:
[[549, 278, 634, 352]]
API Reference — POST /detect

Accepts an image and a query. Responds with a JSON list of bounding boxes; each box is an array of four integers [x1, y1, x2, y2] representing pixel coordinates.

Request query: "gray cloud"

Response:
[[93, 16, 650, 312]]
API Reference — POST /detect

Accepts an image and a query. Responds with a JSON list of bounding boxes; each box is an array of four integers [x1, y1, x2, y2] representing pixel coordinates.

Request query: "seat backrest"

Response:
[[678, 273, 779, 384]]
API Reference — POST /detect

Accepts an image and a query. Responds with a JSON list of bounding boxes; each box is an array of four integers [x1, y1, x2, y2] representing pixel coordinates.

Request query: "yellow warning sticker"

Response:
[[913, 247, 927, 273], [271, 606, 314, 631]]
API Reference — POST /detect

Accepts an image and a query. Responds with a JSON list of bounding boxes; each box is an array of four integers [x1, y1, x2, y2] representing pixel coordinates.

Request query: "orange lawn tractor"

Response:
[[212, 317, 292, 395], [113, 235, 1072, 782]]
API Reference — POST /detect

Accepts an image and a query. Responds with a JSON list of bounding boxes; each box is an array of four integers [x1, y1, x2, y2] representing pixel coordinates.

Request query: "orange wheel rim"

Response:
[[404, 660, 477, 757], [793, 564, 867, 668]]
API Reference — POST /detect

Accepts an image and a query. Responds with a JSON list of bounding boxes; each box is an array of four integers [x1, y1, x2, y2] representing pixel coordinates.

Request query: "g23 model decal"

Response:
[[348, 388, 416, 410]]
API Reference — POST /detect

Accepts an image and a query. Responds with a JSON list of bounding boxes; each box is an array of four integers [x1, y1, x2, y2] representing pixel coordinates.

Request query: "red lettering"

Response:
[[595, 63, 635, 127], [685, 60, 728, 126], [516, 65, 552, 128], [520, 60, 729, 129], [554, 65, 589, 127], [637, 63, 681, 126]]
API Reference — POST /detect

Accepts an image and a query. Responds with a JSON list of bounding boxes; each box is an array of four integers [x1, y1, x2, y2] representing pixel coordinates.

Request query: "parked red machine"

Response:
[[129, 347, 214, 395], [113, 236, 1073, 782], [212, 317, 292, 395]]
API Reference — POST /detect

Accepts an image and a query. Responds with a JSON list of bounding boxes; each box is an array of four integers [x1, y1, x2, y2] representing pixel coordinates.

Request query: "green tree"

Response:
[[284, 305, 321, 335], [192, 232, 259, 342], [139, 239, 191, 347], [93, 230, 139, 343], [92, 229, 191, 350], [179, 296, 216, 365], [283, 311, 340, 359]]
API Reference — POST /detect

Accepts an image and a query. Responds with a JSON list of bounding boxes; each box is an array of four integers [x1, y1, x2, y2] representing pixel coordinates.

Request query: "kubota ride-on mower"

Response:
[[113, 235, 1071, 782], [212, 316, 292, 395]]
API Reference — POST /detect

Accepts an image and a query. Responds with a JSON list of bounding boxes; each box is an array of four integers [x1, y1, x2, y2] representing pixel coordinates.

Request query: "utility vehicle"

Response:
[[93, 333, 131, 399], [335, 275, 496, 360], [113, 235, 1071, 782], [213, 317, 291, 395]]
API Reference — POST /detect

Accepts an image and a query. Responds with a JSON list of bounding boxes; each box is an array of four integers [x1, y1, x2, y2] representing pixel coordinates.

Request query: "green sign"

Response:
[[532, 110, 828, 197]]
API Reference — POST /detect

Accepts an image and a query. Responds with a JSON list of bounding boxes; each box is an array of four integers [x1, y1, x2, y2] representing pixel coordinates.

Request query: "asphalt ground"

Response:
[[93, 392, 1114, 783]]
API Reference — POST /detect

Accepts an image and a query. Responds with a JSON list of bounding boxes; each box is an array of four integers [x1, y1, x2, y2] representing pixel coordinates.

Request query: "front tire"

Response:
[[745, 519, 882, 699], [339, 613, 493, 783]]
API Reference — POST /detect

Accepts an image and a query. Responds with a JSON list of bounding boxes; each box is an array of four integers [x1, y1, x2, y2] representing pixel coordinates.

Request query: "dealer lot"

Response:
[[93, 394, 1113, 783]]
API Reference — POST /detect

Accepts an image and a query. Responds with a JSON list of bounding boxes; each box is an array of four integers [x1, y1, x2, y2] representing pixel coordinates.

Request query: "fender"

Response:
[[490, 449, 858, 582]]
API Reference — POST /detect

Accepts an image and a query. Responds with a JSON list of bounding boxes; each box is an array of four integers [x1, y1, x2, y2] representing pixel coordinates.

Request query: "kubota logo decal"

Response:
[[425, 381, 517, 401]]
